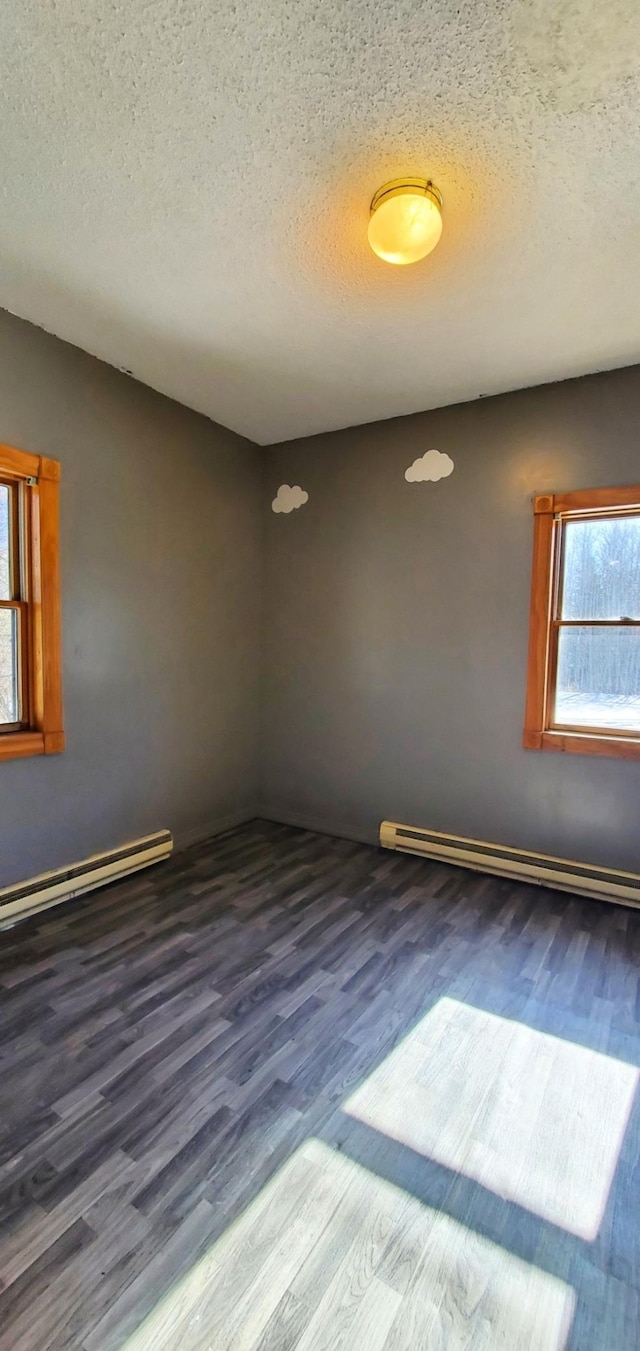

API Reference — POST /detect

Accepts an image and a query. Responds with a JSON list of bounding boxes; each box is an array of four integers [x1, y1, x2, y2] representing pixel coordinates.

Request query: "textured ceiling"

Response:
[[1, 1, 639, 444]]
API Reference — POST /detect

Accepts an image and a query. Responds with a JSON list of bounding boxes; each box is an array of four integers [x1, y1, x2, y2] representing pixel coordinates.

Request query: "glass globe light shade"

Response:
[[368, 180, 443, 265]]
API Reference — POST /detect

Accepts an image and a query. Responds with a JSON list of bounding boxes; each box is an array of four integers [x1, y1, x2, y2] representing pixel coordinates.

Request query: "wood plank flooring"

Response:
[[0, 819, 639, 1349]]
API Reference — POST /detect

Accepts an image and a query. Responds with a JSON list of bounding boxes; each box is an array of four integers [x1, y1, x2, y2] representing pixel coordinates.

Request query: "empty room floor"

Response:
[[0, 821, 639, 1350]]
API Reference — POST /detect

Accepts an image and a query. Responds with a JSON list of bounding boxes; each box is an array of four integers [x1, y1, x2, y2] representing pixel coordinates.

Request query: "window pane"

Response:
[[554, 626, 640, 731], [560, 516, 640, 620], [0, 484, 10, 600], [0, 609, 19, 724]]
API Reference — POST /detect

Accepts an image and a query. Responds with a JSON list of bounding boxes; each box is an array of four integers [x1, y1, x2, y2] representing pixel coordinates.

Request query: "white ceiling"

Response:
[[1, 1, 639, 445]]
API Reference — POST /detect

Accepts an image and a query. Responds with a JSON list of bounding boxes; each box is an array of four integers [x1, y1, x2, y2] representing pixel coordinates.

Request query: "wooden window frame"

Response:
[[0, 444, 64, 762], [523, 484, 640, 761]]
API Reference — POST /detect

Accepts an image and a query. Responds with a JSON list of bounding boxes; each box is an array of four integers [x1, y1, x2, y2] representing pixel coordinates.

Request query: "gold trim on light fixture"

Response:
[[370, 178, 443, 214], [368, 177, 443, 265]]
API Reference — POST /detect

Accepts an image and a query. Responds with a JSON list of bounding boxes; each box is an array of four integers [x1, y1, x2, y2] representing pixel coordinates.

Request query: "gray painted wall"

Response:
[[0, 309, 262, 887], [262, 367, 640, 872], [2, 308, 638, 889]]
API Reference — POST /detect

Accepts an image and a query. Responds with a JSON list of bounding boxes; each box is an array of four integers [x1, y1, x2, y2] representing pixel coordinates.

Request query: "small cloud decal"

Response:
[[272, 484, 309, 514], [405, 449, 454, 483]]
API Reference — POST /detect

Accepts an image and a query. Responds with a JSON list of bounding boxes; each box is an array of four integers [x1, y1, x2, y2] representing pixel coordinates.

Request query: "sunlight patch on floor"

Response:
[[345, 996, 639, 1240], [121, 1137, 575, 1351]]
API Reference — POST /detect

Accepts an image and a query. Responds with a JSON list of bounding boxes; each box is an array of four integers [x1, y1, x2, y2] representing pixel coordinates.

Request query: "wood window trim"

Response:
[[0, 445, 64, 762], [523, 484, 640, 761]]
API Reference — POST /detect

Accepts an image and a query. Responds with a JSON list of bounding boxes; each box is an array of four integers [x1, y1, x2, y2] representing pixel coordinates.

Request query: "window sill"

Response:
[[523, 729, 640, 760], [0, 730, 65, 762]]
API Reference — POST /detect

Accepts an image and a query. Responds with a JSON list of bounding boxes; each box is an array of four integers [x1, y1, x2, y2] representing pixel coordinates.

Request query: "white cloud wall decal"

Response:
[[272, 484, 309, 514], [405, 449, 454, 483]]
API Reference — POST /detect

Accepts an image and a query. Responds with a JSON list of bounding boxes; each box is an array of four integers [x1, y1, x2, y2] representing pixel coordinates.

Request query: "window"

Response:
[[524, 484, 640, 759], [0, 444, 63, 761]]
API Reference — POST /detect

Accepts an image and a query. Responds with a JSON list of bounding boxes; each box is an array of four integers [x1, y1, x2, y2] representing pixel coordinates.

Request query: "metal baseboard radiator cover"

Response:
[[380, 821, 640, 909], [0, 830, 173, 929]]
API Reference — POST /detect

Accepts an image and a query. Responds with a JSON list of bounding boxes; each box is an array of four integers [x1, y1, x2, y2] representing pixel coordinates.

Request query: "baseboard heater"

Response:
[[0, 830, 173, 929], [380, 820, 640, 909]]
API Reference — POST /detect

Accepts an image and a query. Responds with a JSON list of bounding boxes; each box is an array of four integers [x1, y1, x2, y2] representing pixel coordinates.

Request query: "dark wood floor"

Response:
[[0, 820, 639, 1349]]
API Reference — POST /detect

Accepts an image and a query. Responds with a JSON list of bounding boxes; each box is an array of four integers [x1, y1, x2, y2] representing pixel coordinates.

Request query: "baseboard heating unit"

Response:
[[0, 830, 173, 929], [380, 820, 640, 909]]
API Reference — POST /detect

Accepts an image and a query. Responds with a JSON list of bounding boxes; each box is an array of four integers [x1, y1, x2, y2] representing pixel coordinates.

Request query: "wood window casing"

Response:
[[0, 444, 64, 762], [524, 484, 640, 761]]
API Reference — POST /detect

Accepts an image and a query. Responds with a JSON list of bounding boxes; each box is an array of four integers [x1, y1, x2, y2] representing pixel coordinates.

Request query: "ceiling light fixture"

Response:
[[368, 178, 443, 265]]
